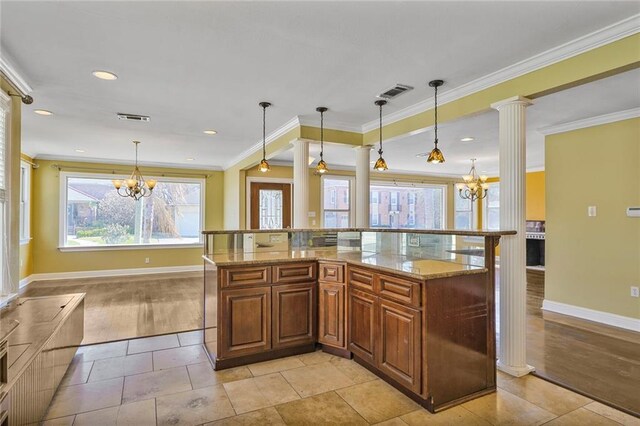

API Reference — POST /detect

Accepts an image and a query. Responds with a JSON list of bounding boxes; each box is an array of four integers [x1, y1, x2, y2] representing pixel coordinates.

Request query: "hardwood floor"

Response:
[[21, 272, 203, 345], [23, 269, 640, 416]]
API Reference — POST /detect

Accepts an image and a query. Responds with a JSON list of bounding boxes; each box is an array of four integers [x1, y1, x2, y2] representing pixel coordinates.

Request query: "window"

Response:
[[20, 161, 31, 243], [483, 182, 500, 230], [61, 173, 204, 248], [0, 92, 9, 295], [321, 176, 352, 228], [454, 188, 474, 230], [369, 183, 446, 229]]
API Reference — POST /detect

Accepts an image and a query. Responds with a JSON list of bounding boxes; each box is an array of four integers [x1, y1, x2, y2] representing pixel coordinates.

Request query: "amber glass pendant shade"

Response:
[[374, 156, 388, 171], [316, 159, 328, 174], [427, 146, 445, 164], [258, 158, 271, 173]]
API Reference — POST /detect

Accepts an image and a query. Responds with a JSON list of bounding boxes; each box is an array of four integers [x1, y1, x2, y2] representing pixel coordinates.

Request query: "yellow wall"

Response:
[[545, 118, 640, 319], [19, 153, 34, 280], [30, 159, 224, 274]]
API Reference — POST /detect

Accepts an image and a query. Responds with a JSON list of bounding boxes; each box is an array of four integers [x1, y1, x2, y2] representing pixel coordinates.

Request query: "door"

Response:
[[348, 288, 378, 365], [378, 298, 421, 393], [250, 182, 292, 229], [219, 287, 271, 358], [318, 282, 345, 348], [272, 283, 315, 349]]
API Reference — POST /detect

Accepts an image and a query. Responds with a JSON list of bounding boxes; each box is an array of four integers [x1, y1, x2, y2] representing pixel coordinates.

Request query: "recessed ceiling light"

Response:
[[34, 109, 53, 116], [186, 158, 195, 161], [415, 152, 428, 158], [92, 70, 118, 80], [203, 130, 217, 135], [75, 149, 86, 153], [461, 137, 475, 142]]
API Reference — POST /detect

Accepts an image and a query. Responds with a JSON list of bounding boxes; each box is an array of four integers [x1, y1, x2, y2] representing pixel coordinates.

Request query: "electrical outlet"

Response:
[[631, 286, 639, 298], [588, 206, 597, 217], [145, 257, 150, 264]]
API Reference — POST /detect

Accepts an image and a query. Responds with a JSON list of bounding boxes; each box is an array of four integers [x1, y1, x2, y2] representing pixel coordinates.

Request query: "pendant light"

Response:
[[258, 101, 272, 172], [315, 107, 329, 174], [373, 100, 388, 171], [426, 79, 445, 164]]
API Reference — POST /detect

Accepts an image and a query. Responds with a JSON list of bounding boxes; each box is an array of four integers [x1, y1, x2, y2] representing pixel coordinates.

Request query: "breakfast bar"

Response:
[[203, 228, 513, 412]]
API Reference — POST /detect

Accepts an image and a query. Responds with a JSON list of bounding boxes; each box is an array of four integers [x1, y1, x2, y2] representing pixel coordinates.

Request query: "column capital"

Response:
[[290, 138, 311, 146], [491, 96, 533, 111], [354, 145, 374, 151]]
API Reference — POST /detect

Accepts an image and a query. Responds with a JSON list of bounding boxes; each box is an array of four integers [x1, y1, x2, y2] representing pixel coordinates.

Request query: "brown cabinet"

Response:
[[319, 262, 344, 283], [318, 282, 345, 348], [348, 288, 377, 365], [378, 298, 421, 393], [221, 266, 271, 288], [219, 287, 271, 358], [273, 262, 316, 284], [272, 283, 315, 349]]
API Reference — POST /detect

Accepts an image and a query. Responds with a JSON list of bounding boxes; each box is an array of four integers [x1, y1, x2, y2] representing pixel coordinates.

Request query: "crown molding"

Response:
[[0, 51, 33, 94], [297, 116, 363, 133], [361, 14, 640, 133], [33, 154, 224, 171], [537, 107, 640, 135]]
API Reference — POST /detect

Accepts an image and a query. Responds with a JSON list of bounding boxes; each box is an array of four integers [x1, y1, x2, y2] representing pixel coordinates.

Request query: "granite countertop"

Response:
[[205, 250, 486, 280], [202, 227, 515, 237]]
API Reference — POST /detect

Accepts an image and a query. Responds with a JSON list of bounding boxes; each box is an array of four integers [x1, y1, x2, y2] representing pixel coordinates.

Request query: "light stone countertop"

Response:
[[205, 250, 486, 280]]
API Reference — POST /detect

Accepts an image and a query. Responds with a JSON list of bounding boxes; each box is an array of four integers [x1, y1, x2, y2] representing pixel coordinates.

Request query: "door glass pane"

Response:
[[259, 189, 283, 229]]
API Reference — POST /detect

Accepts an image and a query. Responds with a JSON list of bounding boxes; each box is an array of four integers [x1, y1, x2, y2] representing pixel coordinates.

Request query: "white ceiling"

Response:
[[274, 69, 640, 176], [1, 1, 638, 169]]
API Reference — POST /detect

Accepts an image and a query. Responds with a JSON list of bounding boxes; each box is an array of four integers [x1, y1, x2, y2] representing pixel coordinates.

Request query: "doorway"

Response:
[[249, 182, 292, 229]]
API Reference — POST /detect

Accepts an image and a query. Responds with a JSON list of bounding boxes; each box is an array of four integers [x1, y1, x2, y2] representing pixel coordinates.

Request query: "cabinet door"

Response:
[[318, 282, 345, 348], [272, 283, 316, 349], [348, 289, 377, 365], [219, 287, 271, 358], [378, 298, 421, 393]]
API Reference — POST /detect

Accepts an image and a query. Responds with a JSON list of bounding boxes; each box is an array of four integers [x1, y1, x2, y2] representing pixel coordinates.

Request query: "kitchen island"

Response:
[[203, 228, 513, 412]]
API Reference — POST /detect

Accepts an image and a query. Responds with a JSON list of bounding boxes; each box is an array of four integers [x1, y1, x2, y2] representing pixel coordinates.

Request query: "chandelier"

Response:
[[112, 141, 157, 201], [457, 158, 488, 202]]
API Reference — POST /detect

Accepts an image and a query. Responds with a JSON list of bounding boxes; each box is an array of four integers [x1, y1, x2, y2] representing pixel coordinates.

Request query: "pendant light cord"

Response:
[[320, 110, 324, 160], [434, 84, 439, 147], [378, 102, 383, 156], [262, 105, 266, 160]]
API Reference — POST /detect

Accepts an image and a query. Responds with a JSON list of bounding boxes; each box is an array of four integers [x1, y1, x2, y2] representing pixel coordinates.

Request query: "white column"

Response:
[[491, 96, 534, 377], [292, 139, 309, 228], [355, 146, 372, 227]]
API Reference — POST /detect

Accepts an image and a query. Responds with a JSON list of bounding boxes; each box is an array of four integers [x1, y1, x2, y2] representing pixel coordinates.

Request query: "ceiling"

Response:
[[273, 69, 640, 176], [1, 1, 638, 169]]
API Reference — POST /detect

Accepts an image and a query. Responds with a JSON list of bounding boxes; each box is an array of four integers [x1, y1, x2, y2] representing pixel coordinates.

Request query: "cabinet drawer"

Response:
[[379, 274, 421, 307], [221, 266, 271, 288], [348, 267, 376, 293], [272, 262, 316, 284], [319, 262, 345, 283]]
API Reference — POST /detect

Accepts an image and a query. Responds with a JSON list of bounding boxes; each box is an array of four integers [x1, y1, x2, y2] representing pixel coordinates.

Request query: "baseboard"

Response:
[[542, 299, 640, 332], [0, 292, 19, 308], [24, 264, 205, 284]]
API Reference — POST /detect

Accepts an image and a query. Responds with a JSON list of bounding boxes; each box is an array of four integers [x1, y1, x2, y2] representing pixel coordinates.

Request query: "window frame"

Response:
[[454, 183, 480, 230], [58, 171, 206, 251], [19, 160, 31, 244], [320, 175, 355, 228], [482, 182, 500, 231], [369, 181, 447, 230]]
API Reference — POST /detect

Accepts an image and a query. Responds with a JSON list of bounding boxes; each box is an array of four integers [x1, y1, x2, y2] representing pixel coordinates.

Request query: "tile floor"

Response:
[[44, 331, 640, 426]]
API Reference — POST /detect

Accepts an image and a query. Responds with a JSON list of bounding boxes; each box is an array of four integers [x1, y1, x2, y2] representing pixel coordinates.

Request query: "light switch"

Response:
[[588, 206, 597, 217]]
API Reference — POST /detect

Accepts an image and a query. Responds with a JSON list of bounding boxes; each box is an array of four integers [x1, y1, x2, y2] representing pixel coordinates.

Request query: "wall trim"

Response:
[[361, 14, 640, 133], [542, 299, 640, 332], [21, 265, 204, 285], [537, 107, 640, 135]]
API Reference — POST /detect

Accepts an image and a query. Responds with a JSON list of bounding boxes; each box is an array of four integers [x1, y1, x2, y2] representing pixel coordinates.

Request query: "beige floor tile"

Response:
[[45, 377, 124, 419], [89, 353, 153, 382], [544, 407, 620, 425], [60, 360, 93, 387], [497, 370, 515, 388], [207, 407, 285, 425], [297, 350, 336, 365], [127, 334, 180, 354], [329, 356, 378, 384], [275, 391, 368, 425], [178, 330, 204, 346], [336, 379, 420, 424], [153, 344, 208, 370], [462, 388, 557, 425], [223, 372, 300, 414], [73, 399, 156, 426], [584, 401, 640, 426], [156, 385, 236, 425], [42, 416, 76, 425], [122, 366, 192, 403], [281, 362, 355, 397], [499, 375, 592, 416], [401, 406, 491, 425], [75, 341, 128, 362], [187, 362, 253, 389], [246, 356, 305, 376], [374, 417, 409, 425]]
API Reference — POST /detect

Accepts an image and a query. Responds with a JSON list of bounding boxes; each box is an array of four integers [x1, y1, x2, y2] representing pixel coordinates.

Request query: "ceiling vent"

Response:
[[377, 84, 414, 100], [117, 113, 150, 122]]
